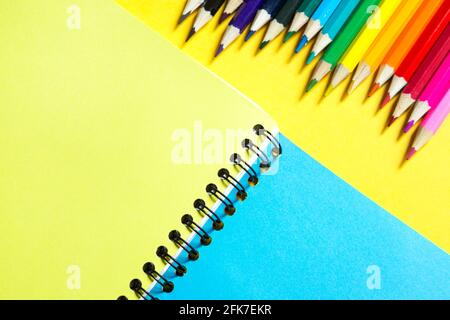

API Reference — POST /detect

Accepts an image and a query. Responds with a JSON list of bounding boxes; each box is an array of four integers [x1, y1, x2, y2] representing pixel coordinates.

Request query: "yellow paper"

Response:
[[117, 0, 450, 252], [0, 0, 275, 299]]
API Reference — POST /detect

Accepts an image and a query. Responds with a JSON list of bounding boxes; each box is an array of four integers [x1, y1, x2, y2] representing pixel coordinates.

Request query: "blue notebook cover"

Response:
[[150, 135, 450, 300]]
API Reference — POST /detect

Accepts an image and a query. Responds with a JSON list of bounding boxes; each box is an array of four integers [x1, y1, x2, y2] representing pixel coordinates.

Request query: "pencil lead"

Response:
[[406, 148, 417, 160], [380, 94, 391, 109], [186, 28, 196, 42], [284, 31, 295, 43], [245, 30, 255, 42], [403, 121, 414, 133], [218, 12, 230, 24], [324, 85, 334, 97], [215, 44, 224, 58], [387, 116, 397, 127], [178, 13, 189, 25], [259, 40, 269, 50], [368, 83, 380, 97], [306, 79, 318, 92], [306, 52, 316, 65], [295, 35, 308, 53], [348, 81, 357, 95]]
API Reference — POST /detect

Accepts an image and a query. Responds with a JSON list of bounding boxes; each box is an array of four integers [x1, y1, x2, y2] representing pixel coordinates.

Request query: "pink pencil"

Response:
[[404, 54, 450, 133], [389, 27, 450, 126], [407, 89, 450, 160]]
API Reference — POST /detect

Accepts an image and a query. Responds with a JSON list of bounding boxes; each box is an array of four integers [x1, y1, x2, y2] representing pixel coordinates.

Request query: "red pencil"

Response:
[[389, 26, 450, 126], [382, 2, 450, 107]]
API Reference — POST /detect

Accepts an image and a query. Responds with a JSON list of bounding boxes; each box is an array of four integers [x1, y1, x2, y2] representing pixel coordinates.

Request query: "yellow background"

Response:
[[0, 0, 275, 299], [117, 0, 450, 252]]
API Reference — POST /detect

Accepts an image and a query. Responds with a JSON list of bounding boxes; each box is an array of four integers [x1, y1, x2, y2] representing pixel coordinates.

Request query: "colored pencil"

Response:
[[187, 0, 226, 41], [306, 0, 381, 92], [326, 0, 402, 95], [260, 0, 303, 49], [407, 89, 450, 160], [295, 0, 343, 53], [404, 54, 450, 133], [216, 0, 264, 57], [350, 0, 422, 95], [179, 0, 206, 25], [219, 0, 245, 23], [382, 3, 450, 107], [308, 0, 360, 64], [245, 0, 284, 41], [285, 0, 322, 42], [389, 28, 450, 126], [371, 0, 445, 97]]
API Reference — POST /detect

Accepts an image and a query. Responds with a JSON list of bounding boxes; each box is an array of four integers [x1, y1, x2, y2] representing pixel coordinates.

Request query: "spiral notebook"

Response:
[[2, 0, 450, 300]]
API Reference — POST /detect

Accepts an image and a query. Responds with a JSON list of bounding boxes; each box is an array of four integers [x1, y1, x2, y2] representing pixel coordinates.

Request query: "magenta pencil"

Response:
[[404, 54, 450, 133], [389, 27, 450, 126], [407, 89, 450, 160]]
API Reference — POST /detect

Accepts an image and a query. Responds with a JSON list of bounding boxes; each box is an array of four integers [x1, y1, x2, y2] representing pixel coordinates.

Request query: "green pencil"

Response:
[[307, 0, 382, 92], [285, 0, 322, 43], [260, 0, 303, 49]]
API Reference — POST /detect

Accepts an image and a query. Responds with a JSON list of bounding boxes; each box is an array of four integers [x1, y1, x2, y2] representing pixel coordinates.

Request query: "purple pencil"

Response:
[[216, 0, 264, 57]]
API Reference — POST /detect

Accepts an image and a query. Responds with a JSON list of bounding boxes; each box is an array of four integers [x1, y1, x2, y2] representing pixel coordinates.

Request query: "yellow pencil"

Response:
[[326, 0, 404, 95], [350, 0, 424, 94]]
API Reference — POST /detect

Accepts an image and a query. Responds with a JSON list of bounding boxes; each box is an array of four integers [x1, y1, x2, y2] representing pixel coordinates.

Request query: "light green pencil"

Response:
[[306, 0, 381, 92]]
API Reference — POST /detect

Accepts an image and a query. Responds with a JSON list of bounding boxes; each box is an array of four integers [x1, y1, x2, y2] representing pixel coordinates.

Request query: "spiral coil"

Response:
[[121, 124, 281, 300]]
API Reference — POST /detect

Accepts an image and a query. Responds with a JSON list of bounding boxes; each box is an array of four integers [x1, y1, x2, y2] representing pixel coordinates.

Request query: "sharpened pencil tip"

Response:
[[295, 35, 308, 53], [259, 41, 269, 50], [306, 79, 318, 92], [348, 81, 357, 95], [406, 148, 416, 160], [178, 13, 189, 25], [380, 94, 391, 109], [245, 30, 255, 42], [186, 28, 196, 42], [306, 52, 316, 65], [387, 116, 397, 127], [368, 83, 380, 97], [324, 85, 334, 97], [284, 31, 295, 43], [403, 121, 415, 133], [218, 12, 230, 24], [215, 44, 224, 58]]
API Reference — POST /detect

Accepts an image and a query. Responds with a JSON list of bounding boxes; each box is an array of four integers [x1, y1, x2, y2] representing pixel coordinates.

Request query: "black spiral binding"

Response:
[[121, 124, 281, 300]]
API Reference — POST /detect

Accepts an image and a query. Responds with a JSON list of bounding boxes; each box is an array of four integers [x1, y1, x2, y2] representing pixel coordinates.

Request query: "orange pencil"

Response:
[[370, 0, 444, 96], [349, 0, 423, 94]]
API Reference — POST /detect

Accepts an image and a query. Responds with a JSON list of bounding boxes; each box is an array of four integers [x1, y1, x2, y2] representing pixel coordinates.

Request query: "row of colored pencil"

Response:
[[178, 0, 450, 160]]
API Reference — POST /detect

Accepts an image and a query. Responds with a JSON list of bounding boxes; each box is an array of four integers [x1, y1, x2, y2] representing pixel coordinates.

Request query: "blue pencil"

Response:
[[307, 0, 361, 64], [245, 0, 284, 41], [295, 0, 343, 53]]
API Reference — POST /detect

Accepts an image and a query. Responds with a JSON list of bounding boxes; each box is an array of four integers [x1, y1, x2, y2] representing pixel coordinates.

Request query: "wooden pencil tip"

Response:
[[295, 36, 307, 53], [324, 85, 334, 97], [406, 148, 416, 160], [368, 83, 380, 97], [245, 30, 255, 42], [403, 121, 414, 133], [306, 52, 316, 65], [178, 13, 188, 25], [387, 116, 397, 127], [259, 41, 269, 50], [185, 28, 195, 42], [380, 94, 391, 109], [306, 79, 318, 92], [284, 31, 295, 43], [218, 13, 229, 24], [215, 44, 224, 58]]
